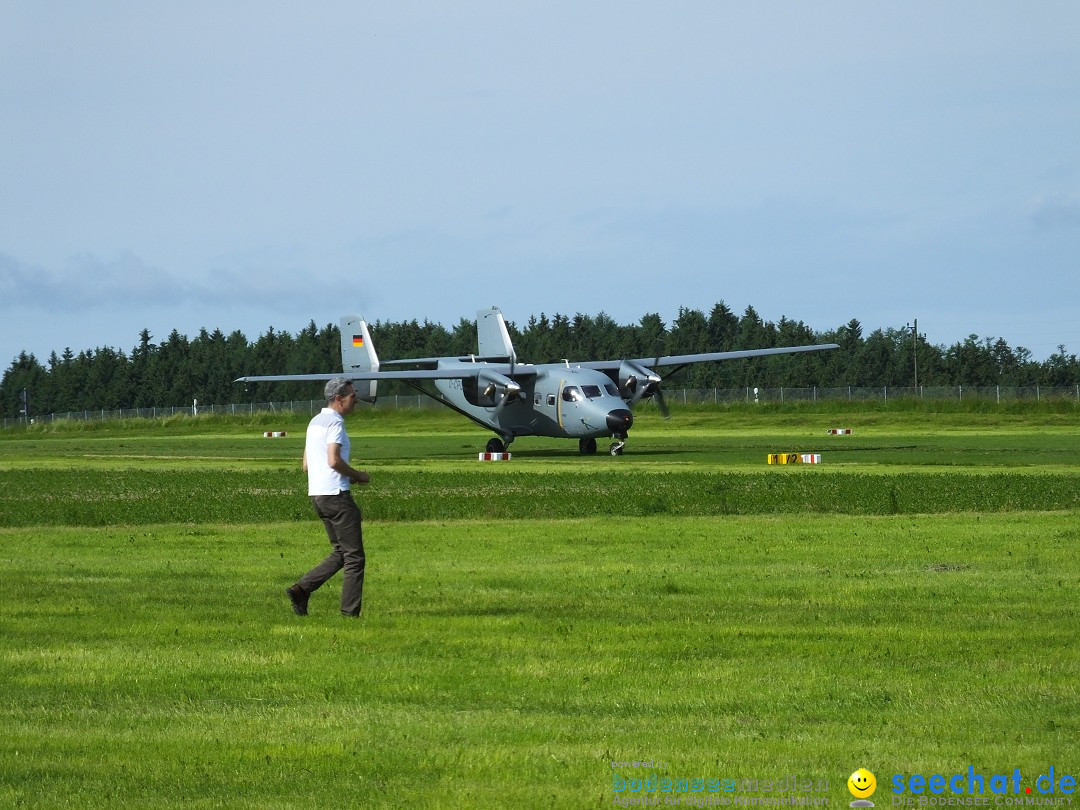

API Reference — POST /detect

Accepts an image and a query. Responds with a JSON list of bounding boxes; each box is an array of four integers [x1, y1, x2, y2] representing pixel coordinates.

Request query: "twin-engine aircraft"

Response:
[[237, 307, 838, 456]]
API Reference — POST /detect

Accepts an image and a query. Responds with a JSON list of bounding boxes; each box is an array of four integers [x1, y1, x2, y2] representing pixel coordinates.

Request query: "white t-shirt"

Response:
[[305, 408, 351, 495]]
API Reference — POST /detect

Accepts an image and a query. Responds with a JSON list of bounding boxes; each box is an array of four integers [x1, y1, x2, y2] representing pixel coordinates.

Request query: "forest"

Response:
[[3, 302, 1079, 418]]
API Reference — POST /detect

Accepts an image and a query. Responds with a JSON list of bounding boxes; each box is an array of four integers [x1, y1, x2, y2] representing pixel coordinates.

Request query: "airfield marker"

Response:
[[263, 431, 288, 438], [767, 453, 801, 464], [827, 428, 853, 435], [767, 453, 823, 464], [478, 452, 512, 461]]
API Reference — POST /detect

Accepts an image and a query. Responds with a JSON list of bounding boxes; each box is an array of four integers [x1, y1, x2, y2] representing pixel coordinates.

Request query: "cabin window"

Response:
[[562, 386, 583, 402], [547, 394, 556, 406], [581, 384, 602, 399], [534, 393, 542, 405]]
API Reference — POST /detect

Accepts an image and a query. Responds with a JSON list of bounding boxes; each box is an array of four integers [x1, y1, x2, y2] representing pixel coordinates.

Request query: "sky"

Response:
[[2, 1, 1079, 369]]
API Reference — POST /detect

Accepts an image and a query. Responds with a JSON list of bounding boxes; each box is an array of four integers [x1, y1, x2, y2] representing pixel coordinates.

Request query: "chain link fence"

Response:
[[668, 384, 1080, 405], [4, 385, 1079, 428]]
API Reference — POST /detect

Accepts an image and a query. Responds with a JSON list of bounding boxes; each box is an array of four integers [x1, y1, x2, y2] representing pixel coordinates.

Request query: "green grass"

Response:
[[1, 408, 1078, 807], [3, 468, 1080, 527], [2, 516, 1077, 808]]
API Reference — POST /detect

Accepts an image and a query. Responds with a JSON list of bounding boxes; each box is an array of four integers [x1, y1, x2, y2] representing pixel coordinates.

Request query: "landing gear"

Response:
[[579, 438, 597, 455], [486, 437, 506, 454], [609, 439, 626, 456]]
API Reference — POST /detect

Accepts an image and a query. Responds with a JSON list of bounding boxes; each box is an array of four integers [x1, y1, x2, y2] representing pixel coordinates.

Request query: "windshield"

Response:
[[562, 386, 583, 402], [581, 385, 602, 399]]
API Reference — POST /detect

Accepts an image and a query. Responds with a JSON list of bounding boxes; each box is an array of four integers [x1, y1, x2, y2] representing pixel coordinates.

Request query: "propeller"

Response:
[[478, 370, 522, 413], [650, 338, 670, 420], [653, 386, 671, 420], [617, 360, 670, 419]]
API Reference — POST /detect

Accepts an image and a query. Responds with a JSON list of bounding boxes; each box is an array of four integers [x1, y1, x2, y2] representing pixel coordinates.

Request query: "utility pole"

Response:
[[905, 320, 919, 391]]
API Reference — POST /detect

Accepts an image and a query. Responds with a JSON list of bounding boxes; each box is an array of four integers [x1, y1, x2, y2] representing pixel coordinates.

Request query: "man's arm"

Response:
[[327, 443, 370, 485]]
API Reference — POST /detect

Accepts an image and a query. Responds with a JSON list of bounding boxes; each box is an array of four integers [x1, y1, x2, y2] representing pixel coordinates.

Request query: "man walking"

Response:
[[286, 377, 370, 617]]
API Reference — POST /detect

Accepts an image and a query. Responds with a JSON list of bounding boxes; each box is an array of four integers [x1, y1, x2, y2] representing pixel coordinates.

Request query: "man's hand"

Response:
[[328, 443, 369, 486]]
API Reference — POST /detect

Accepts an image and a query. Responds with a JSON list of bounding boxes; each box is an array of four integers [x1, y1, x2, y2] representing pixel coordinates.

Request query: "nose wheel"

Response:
[[609, 439, 626, 456]]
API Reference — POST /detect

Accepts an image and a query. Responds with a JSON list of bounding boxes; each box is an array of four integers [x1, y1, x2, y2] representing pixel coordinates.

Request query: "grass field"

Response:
[[1, 405, 1078, 808]]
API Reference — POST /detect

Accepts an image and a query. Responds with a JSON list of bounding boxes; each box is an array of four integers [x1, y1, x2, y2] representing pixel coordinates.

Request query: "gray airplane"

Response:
[[237, 306, 838, 456]]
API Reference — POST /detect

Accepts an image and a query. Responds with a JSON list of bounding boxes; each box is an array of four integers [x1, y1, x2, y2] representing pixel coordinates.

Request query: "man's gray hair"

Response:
[[324, 377, 354, 403]]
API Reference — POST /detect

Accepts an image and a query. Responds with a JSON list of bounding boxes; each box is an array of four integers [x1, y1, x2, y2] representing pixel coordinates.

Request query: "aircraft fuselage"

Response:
[[236, 306, 839, 457], [427, 362, 633, 445]]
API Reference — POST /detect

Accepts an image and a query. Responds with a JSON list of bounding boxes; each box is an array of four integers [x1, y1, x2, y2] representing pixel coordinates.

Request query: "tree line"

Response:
[[3, 302, 1078, 418]]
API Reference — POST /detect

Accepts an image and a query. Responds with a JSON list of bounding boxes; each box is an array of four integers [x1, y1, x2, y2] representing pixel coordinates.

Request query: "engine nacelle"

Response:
[[617, 360, 662, 405], [465, 369, 523, 408]]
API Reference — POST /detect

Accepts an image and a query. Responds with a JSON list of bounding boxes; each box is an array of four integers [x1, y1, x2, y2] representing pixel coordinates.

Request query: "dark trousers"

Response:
[[298, 492, 365, 616]]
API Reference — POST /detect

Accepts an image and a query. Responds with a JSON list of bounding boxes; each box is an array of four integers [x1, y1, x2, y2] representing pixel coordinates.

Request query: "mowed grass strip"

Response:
[[3, 467, 1080, 527], [1, 514, 1077, 808]]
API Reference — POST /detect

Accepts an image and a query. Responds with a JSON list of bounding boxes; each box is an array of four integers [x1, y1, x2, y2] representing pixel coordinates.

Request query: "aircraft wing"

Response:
[[380, 355, 515, 367], [236, 371, 460, 383], [641, 343, 840, 368], [577, 343, 840, 374], [235, 363, 538, 384]]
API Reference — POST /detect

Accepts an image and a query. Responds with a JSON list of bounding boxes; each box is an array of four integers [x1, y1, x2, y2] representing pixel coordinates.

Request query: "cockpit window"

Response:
[[562, 386, 584, 402], [581, 385, 602, 399], [605, 383, 619, 397]]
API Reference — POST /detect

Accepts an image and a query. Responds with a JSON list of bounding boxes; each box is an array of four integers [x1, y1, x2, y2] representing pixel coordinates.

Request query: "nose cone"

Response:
[[606, 408, 634, 435]]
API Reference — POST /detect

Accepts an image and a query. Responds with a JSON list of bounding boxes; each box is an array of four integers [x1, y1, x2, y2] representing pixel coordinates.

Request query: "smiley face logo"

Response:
[[848, 768, 877, 799]]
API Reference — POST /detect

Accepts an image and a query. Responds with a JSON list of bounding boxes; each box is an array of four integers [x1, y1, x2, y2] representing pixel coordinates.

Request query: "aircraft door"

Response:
[[558, 381, 584, 434]]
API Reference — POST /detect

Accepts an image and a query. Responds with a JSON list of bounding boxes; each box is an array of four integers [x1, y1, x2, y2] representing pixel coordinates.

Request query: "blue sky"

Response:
[[2, 2, 1078, 368]]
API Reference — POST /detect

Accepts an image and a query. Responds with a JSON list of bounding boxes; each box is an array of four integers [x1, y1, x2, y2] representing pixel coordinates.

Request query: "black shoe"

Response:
[[286, 585, 309, 616]]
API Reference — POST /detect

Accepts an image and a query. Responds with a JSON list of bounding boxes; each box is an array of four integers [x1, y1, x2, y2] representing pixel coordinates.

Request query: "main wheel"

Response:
[[579, 438, 597, 455], [486, 437, 505, 454]]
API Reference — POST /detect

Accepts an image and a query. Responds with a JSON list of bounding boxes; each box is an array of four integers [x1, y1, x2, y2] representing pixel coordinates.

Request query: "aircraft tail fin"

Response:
[[476, 306, 517, 363], [340, 315, 380, 402]]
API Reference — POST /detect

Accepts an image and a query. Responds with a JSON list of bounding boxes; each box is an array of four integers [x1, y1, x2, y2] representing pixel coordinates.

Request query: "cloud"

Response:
[[0, 251, 188, 309], [1029, 195, 1080, 231], [0, 249, 350, 313]]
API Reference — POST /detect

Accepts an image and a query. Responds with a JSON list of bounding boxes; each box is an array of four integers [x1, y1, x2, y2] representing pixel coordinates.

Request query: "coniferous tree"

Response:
[[4, 304, 1080, 419], [0, 352, 48, 419]]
